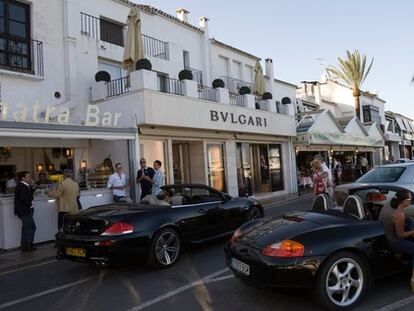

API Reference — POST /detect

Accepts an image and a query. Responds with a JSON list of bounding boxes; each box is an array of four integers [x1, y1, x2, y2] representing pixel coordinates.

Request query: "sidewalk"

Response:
[[0, 192, 310, 273]]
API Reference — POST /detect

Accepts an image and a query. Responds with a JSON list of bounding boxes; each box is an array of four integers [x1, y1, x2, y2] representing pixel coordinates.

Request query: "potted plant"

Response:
[[239, 86, 251, 95], [95, 71, 111, 83], [135, 58, 152, 71], [212, 79, 225, 88], [262, 92, 273, 100], [178, 69, 193, 81]]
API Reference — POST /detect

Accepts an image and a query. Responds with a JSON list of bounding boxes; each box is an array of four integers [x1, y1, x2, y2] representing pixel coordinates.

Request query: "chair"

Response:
[[313, 193, 330, 211], [343, 195, 365, 219]]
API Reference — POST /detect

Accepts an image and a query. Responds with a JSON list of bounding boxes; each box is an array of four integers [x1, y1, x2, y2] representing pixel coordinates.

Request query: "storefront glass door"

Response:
[[172, 142, 190, 184], [206, 143, 226, 192], [236, 143, 284, 196]]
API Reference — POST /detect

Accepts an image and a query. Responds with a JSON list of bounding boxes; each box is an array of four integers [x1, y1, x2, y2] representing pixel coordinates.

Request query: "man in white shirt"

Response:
[[107, 163, 128, 203], [152, 160, 165, 196]]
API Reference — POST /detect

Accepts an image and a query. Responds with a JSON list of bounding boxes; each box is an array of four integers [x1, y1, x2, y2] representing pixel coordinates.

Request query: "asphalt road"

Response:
[[1, 195, 414, 311]]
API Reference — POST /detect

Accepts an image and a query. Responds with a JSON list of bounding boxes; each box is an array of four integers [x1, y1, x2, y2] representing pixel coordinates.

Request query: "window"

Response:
[[191, 187, 223, 203], [362, 105, 380, 124], [100, 18, 124, 46], [0, 0, 31, 71], [183, 50, 190, 68], [357, 167, 405, 183], [98, 61, 124, 80]]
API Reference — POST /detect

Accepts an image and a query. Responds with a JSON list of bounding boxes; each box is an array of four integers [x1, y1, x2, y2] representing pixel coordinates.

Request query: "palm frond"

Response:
[[325, 49, 374, 92]]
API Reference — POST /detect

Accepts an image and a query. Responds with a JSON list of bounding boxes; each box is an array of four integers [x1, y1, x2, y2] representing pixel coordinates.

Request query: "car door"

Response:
[[165, 185, 212, 242], [189, 186, 227, 239]]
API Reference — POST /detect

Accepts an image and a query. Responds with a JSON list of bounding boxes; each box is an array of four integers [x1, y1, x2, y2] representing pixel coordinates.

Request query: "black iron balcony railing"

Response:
[[229, 92, 246, 107], [142, 34, 169, 60], [220, 76, 253, 94], [80, 12, 169, 60], [185, 66, 203, 86], [198, 85, 217, 101], [107, 76, 131, 98], [158, 76, 183, 95], [0, 35, 44, 77]]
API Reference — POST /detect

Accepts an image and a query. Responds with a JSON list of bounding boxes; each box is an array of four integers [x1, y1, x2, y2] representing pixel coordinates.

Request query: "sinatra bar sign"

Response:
[[0, 102, 122, 127], [210, 110, 268, 127]]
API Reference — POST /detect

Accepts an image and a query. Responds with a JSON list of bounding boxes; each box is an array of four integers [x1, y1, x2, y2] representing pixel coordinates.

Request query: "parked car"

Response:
[[56, 184, 263, 268], [335, 163, 414, 209], [225, 185, 412, 310]]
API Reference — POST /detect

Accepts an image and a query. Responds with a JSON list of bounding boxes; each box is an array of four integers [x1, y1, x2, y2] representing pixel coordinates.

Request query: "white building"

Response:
[[384, 111, 414, 161], [0, 0, 298, 248], [295, 77, 385, 182]]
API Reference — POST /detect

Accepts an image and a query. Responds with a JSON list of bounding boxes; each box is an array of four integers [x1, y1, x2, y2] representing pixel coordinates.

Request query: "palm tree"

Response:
[[326, 50, 374, 120]]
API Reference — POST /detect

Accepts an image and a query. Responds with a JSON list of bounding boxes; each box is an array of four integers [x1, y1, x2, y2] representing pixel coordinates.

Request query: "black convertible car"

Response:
[[56, 184, 262, 268], [225, 186, 412, 310]]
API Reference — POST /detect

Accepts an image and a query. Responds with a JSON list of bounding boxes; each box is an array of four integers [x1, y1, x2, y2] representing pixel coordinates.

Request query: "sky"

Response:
[[136, 0, 414, 116]]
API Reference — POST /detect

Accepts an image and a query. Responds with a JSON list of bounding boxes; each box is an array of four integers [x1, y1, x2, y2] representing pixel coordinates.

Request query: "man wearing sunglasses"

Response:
[[136, 158, 155, 200], [107, 163, 128, 203]]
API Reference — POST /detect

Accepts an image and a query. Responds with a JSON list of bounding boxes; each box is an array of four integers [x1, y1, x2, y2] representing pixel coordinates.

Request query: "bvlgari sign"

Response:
[[210, 110, 268, 127], [0, 102, 122, 127]]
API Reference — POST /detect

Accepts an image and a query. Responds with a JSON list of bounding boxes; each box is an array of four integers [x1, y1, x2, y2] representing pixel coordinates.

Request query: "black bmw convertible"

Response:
[[56, 184, 262, 268], [225, 186, 413, 310]]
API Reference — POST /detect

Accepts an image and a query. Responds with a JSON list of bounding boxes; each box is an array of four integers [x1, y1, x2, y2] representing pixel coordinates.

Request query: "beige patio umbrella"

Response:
[[253, 61, 266, 95], [122, 7, 144, 73]]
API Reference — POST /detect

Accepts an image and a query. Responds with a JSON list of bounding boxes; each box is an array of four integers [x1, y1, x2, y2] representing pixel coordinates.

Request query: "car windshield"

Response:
[[356, 167, 405, 183]]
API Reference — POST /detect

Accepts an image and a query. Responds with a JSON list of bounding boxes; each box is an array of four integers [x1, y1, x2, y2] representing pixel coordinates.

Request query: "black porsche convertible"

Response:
[[56, 184, 262, 268], [225, 186, 413, 310]]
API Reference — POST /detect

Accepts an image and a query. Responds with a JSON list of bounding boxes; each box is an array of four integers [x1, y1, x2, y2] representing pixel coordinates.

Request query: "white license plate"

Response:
[[231, 258, 250, 276]]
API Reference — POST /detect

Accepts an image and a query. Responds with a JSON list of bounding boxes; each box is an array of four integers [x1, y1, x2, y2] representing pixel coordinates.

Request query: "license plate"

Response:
[[66, 247, 86, 258], [231, 258, 250, 276]]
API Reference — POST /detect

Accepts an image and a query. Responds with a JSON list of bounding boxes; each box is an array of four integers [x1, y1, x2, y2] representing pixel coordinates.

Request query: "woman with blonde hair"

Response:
[[311, 159, 328, 197]]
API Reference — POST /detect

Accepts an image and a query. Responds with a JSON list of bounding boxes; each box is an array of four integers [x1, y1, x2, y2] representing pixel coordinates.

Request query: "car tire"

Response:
[[246, 206, 262, 221], [314, 251, 368, 310], [147, 228, 181, 269]]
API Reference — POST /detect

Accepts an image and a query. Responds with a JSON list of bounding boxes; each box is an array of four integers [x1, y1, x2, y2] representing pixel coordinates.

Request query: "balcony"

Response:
[[80, 12, 169, 60], [220, 76, 253, 94], [185, 67, 203, 86], [90, 70, 291, 119], [0, 34, 44, 77]]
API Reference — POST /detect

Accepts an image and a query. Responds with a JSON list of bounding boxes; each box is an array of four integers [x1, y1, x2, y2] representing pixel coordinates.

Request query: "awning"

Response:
[[395, 117, 407, 131], [0, 121, 137, 140], [298, 131, 384, 147]]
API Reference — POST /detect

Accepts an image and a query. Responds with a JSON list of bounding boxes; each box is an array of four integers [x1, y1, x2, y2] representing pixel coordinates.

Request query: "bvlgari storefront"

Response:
[[126, 89, 297, 199], [0, 119, 137, 249]]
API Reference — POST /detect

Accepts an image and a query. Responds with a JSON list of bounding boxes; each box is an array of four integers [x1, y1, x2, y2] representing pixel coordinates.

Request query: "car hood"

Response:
[[238, 211, 351, 248]]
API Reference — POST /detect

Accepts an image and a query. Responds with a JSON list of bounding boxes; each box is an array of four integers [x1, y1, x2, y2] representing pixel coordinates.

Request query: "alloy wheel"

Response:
[[155, 231, 180, 266], [325, 257, 364, 307]]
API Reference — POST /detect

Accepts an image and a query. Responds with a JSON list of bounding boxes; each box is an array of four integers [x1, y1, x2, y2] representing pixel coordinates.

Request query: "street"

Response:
[[1, 196, 414, 311]]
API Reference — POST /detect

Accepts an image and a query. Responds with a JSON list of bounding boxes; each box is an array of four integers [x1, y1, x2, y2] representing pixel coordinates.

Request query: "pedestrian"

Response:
[[359, 155, 369, 174], [314, 155, 334, 198], [107, 162, 128, 203], [136, 157, 155, 200], [311, 159, 328, 198], [333, 158, 342, 185], [152, 160, 165, 196], [14, 171, 36, 252], [48, 169, 80, 230], [378, 189, 414, 292]]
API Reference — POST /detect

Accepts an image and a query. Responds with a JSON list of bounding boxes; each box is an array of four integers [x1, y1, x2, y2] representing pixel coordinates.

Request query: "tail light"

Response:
[[261, 240, 305, 257], [101, 222, 133, 236], [366, 193, 387, 202], [230, 228, 242, 242], [94, 240, 113, 247]]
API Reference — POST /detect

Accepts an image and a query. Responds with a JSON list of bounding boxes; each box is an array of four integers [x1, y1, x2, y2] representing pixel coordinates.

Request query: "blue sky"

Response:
[[137, 0, 414, 116]]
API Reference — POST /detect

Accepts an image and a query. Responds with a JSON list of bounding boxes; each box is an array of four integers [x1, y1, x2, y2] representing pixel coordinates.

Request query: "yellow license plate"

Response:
[[66, 247, 86, 257]]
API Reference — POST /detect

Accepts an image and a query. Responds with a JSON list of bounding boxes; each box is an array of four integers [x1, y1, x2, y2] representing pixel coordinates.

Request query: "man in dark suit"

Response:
[[136, 158, 155, 200], [14, 171, 36, 252]]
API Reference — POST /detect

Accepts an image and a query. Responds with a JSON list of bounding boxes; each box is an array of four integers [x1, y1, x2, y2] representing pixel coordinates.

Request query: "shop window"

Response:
[[100, 18, 124, 46], [269, 144, 284, 191], [206, 143, 226, 192]]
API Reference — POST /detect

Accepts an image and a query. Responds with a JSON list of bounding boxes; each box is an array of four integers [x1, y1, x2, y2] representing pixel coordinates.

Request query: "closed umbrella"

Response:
[[253, 61, 266, 96], [122, 7, 144, 73]]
